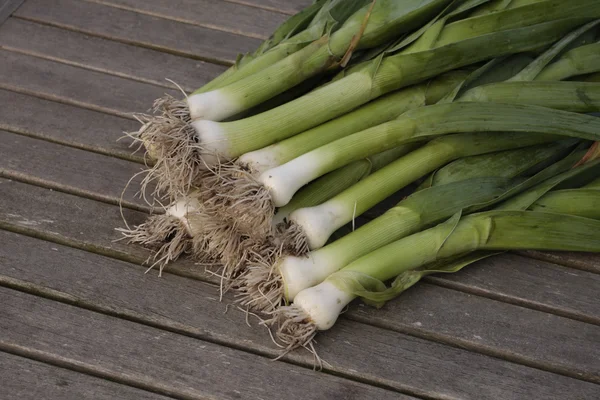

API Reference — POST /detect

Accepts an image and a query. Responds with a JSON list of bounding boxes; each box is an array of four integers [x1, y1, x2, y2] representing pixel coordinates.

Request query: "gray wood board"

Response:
[[0, 178, 205, 280], [1, 230, 599, 399], [87, 0, 288, 39], [0, 0, 24, 25], [426, 252, 600, 324], [0, 18, 227, 92], [0, 49, 179, 118], [0, 89, 141, 162], [0, 288, 405, 400], [14, 0, 261, 64], [0, 130, 154, 210], [519, 250, 600, 274], [0, 351, 171, 400], [222, 0, 311, 14]]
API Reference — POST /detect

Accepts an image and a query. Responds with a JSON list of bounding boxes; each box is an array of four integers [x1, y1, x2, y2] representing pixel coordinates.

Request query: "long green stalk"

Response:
[[276, 177, 527, 302], [240, 141, 585, 310], [529, 189, 600, 218], [262, 102, 600, 208], [289, 131, 563, 249], [195, 11, 595, 161], [535, 42, 600, 81], [241, 23, 600, 175], [418, 142, 577, 190], [237, 70, 468, 173], [188, 0, 454, 122], [198, 0, 328, 94], [457, 81, 600, 112], [270, 208, 600, 349], [273, 145, 418, 224], [340, 156, 600, 306]]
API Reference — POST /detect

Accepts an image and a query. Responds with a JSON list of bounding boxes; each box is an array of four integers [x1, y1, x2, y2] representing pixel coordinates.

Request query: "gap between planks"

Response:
[[83, 0, 273, 40], [0, 351, 174, 400], [221, 0, 307, 15], [0, 287, 410, 400]]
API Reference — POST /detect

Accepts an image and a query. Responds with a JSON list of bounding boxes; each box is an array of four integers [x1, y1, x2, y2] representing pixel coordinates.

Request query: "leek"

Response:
[[273, 209, 600, 348], [238, 141, 582, 310]]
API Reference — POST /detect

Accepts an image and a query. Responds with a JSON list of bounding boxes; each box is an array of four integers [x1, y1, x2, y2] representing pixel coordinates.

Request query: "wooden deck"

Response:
[[0, 1, 599, 399]]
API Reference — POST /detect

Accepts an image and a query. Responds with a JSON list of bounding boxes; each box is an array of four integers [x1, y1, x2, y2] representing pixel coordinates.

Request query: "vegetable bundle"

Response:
[[122, 0, 600, 356]]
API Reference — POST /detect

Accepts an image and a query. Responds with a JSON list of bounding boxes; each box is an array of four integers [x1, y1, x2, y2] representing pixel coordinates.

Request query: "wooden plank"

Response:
[[427, 253, 600, 324], [2, 179, 600, 378], [0, 49, 179, 118], [88, 0, 288, 39], [1, 231, 599, 399], [222, 0, 311, 15], [15, 0, 261, 64], [0, 178, 204, 278], [519, 250, 600, 274], [0, 90, 141, 162], [0, 18, 227, 92], [0, 288, 407, 400], [347, 283, 600, 382], [0, 0, 25, 25], [0, 130, 151, 210], [1, 351, 171, 400]]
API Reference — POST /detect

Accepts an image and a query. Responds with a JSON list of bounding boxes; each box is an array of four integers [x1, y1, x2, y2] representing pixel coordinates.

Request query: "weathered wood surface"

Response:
[[1, 0, 599, 397], [1, 183, 599, 385], [1, 352, 171, 400], [426, 253, 600, 324], [0, 0, 25, 25], [15, 0, 261, 64], [222, 0, 312, 14], [0, 178, 197, 276], [0, 288, 407, 400], [0, 89, 141, 162], [519, 250, 600, 274], [87, 0, 288, 39], [0, 130, 150, 210], [0, 18, 227, 92], [1, 231, 599, 399], [0, 49, 179, 118]]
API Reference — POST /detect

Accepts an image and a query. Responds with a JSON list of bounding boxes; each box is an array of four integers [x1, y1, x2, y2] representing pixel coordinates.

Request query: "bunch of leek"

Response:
[[118, 1, 600, 352], [269, 159, 600, 350]]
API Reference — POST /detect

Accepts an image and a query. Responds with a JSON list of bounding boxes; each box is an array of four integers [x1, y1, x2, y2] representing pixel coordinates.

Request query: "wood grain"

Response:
[[0, 18, 227, 92], [427, 253, 600, 324], [15, 0, 261, 64], [0, 49, 180, 118], [2, 234, 600, 399], [0, 89, 141, 162], [518, 250, 600, 274], [347, 283, 600, 382], [222, 0, 312, 14], [0, 351, 170, 400], [0, 178, 205, 280], [0, 0, 25, 25], [0, 288, 408, 400], [87, 0, 288, 39], [0, 130, 153, 210]]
